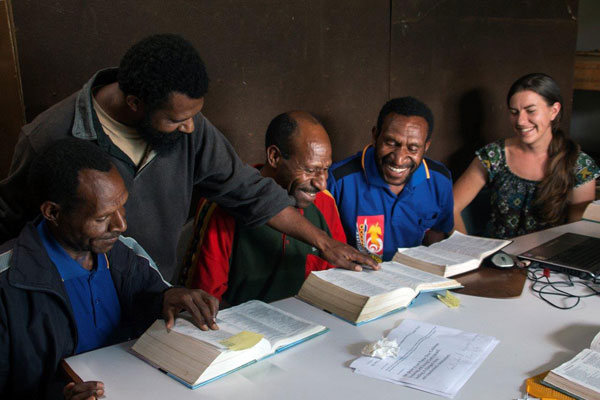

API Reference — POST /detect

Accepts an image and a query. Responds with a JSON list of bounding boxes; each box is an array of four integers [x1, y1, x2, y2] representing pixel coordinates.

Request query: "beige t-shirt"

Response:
[[92, 95, 156, 167]]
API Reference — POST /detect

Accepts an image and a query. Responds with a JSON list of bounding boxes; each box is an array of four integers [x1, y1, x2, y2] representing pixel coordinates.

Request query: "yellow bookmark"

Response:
[[437, 290, 460, 308], [220, 331, 264, 351]]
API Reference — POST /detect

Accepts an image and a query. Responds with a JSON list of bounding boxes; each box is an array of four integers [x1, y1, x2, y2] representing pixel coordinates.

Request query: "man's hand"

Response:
[[163, 288, 219, 331], [267, 206, 379, 271], [63, 381, 104, 400], [317, 234, 380, 271]]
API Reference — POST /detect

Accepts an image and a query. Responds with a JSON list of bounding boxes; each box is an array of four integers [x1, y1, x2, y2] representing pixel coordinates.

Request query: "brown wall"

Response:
[[390, 0, 579, 173], [0, 0, 24, 178], [8, 0, 578, 178]]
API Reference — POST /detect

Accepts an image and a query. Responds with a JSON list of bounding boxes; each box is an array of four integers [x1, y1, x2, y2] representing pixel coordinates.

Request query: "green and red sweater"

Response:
[[180, 188, 346, 306]]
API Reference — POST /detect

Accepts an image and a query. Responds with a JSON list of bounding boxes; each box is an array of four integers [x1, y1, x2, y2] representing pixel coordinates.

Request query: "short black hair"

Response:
[[118, 34, 209, 111], [28, 138, 113, 213], [376, 96, 434, 140], [265, 113, 297, 159], [265, 112, 322, 159]]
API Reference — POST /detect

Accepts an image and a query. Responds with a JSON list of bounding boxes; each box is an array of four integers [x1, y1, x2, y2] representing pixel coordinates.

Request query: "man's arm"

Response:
[[267, 207, 378, 271], [121, 239, 220, 331]]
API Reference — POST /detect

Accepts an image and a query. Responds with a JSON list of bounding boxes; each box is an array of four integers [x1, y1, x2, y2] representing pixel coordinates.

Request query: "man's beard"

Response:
[[138, 115, 185, 153]]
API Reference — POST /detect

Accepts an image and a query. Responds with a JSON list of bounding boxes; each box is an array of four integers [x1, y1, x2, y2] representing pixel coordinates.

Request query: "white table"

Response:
[[66, 221, 600, 399]]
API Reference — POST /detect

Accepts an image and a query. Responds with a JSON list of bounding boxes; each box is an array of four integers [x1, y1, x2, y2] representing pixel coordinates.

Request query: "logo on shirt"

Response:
[[356, 215, 384, 258]]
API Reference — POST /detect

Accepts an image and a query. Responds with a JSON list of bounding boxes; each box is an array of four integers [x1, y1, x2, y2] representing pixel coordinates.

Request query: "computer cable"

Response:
[[525, 262, 600, 310]]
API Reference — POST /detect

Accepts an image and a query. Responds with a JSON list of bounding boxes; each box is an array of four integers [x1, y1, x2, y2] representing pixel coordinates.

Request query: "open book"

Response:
[[542, 331, 600, 400], [583, 200, 600, 223], [392, 231, 511, 277], [130, 300, 327, 388], [297, 261, 461, 325]]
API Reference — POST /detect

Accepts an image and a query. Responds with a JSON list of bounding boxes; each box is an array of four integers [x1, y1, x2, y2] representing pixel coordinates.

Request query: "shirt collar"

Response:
[[362, 145, 430, 193], [36, 220, 107, 281], [72, 67, 119, 141]]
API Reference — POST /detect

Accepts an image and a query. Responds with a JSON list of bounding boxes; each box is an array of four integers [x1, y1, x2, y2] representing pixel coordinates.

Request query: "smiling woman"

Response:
[[453, 73, 600, 239]]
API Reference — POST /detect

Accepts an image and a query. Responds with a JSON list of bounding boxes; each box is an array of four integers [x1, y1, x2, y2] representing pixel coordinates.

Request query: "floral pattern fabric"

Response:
[[476, 140, 600, 239]]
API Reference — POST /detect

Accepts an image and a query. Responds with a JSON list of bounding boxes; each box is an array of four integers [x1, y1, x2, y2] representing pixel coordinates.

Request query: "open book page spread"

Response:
[[549, 349, 600, 393], [429, 231, 509, 258], [399, 246, 474, 266], [311, 262, 457, 297], [399, 231, 509, 265], [174, 300, 320, 348], [350, 319, 499, 398]]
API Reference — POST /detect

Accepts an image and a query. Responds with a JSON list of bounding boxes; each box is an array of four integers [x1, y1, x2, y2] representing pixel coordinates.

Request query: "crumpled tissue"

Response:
[[361, 337, 399, 359]]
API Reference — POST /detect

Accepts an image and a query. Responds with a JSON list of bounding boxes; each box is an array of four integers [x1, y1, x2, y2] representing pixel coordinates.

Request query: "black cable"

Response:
[[524, 263, 600, 310]]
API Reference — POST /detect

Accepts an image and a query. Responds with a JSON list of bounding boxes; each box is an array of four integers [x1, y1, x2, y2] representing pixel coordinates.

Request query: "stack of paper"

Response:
[[350, 319, 499, 398]]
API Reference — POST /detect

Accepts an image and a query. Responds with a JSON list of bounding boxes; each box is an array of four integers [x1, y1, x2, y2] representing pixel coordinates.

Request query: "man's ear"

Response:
[[125, 95, 144, 114], [40, 201, 61, 225], [371, 126, 378, 144], [424, 139, 432, 153], [266, 145, 282, 168]]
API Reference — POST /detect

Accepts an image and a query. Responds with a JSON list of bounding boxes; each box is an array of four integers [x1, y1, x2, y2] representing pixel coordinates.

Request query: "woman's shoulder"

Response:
[[476, 139, 504, 154], [573, 150, 600, 186], [475, 139, 505, 172]]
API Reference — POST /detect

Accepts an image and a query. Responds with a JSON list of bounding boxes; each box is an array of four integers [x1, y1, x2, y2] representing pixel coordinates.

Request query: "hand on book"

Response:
[[63, 381, 104, 400], [163, 288, 220, 331], [318, 236, 380, 271]]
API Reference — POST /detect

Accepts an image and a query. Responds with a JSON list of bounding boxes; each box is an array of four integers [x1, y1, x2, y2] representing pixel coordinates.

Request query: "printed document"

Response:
[[350, 319, 499, 398]]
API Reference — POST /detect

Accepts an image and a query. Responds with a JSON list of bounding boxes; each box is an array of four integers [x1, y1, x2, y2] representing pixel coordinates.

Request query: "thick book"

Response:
[[297, 261, 461, 325], [582, 200, 600, 223], [130, 300, 327, 388], [541, 331, 600, 400], [392, 231, 512, 277]]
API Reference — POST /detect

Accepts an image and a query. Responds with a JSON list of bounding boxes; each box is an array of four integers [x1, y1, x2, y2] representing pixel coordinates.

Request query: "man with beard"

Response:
[[328, 97, 453, 262], [0, 138, 219, 399], [0, 34, 377, 282], [179, 111, 346, 307]]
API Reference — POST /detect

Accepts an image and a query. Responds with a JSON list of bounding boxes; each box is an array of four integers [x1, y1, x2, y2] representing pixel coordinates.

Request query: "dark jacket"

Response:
[[0, 68, 294, 281], [0, 222, 169, 399]]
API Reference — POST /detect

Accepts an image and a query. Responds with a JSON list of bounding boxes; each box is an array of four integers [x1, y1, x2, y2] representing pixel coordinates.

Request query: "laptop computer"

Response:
[[518, 233, 600, 280]]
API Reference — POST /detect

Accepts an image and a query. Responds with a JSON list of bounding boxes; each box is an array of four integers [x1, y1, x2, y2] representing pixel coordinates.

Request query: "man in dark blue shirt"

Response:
[[328, 97, 454, 262], [0, 138, 219, 400]]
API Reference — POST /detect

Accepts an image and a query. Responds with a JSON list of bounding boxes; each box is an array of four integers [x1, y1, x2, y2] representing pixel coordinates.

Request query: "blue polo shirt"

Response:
[[37, 220, 121, 354], [327, 145, 453, 261]]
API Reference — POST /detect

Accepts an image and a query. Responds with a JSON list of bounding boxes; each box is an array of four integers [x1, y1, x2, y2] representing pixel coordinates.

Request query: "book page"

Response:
[[171, 317, 249, 350], [549, 348, 600, 393], [430, 231, 511, 259], [592, 331, 600, 352], [217, 301, 321, 346], [400, 246, 474, 265], [350, 319, 499, 398], [311, 262, 458, 297], [171, 301, 322, 351]]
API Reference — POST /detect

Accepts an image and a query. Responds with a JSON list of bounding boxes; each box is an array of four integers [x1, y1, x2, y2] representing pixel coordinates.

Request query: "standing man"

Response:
[[0, 139, 218, 400], [181, 111, 346, 306], [0, 34, 376, 281], [328, 97, 453, 262]]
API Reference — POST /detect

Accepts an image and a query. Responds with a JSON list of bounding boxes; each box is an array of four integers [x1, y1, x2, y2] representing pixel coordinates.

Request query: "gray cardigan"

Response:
[[0, 68, 294, 281]]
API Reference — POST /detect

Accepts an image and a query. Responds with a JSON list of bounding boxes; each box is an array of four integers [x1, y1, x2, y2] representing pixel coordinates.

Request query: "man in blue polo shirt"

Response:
[[328, 97, 453, 262], [0, 138, 219, 400]]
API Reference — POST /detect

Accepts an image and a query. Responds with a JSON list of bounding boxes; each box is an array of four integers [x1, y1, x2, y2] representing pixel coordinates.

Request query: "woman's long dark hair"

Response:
[[507, 73, 579, 225]]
